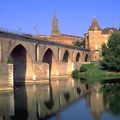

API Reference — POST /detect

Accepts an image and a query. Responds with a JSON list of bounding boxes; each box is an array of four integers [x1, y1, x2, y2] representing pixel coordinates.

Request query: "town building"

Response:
[[35, 16, 82, 45], [35, 16, 118, 61], [85, 17, 118, 61]]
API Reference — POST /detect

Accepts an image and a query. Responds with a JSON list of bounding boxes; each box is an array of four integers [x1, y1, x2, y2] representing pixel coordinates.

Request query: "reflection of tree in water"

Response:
[[80, 78, 87, 84], [101, 79, 120, 116]]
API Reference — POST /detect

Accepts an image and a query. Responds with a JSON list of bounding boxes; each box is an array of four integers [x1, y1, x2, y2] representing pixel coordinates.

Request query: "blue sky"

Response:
[[0, 0, 120, 36]]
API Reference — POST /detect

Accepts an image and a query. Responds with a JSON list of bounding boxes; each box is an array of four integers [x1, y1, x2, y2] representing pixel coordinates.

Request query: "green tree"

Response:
[[79, 65, 87, 72], [8, 55, 13, 64], [73, 39, 85, 48], [72, 69, 79, 80], [101, 31, 120, 71]]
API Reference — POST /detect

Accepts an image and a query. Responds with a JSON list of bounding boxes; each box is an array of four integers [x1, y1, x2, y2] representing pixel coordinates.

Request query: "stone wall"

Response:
[[33, 63, 49, 80], [74, 62, 81, 70], [0, 63, 13, 90], [57, 62, 68, 76], [0, 63, 9, 87], [0, 92, 14, 119], [0, 30, 90, 90]]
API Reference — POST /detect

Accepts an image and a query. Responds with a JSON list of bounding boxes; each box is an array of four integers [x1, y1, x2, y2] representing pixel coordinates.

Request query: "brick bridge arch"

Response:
[[37, 44, 59, 62], [7, 44, 34, 83], [42, 47, 58, 62], [84, 53, 90, 62], [76, 52, 81, 62], [5, 42, 35, 64], [61, 49, 72, 62], [42, 48, 58, 78], [61, 50, 73, 74], [0, 31, 90, 88], [62, 50, 70, 62]]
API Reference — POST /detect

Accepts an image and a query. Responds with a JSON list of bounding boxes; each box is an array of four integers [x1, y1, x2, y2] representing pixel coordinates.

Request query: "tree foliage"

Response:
[[8, 55, 13, 64], [101, 31, 120, 71], [73, 40, 85, 48], [71, 69, 79, 80], [79, 65, 87, 72]]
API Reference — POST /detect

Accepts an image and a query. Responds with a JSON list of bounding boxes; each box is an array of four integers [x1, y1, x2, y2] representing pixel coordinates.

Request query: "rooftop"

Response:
[[88, 17, 101, 31]]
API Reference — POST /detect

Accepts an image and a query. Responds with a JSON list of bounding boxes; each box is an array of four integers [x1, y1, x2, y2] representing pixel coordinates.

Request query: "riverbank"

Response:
[[72, 62, 120, 83]]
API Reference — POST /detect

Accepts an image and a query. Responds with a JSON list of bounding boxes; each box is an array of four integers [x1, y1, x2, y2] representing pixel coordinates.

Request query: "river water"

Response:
[[0, 78, 120, 120]]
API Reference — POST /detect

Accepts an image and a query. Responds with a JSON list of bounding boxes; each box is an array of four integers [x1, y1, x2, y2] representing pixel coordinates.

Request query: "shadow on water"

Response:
[[76, 87, 81, 95], [36, 79, 55, 120], [101, 78, 120, 84], [1, 85, 28, 120], [44, 82, 54, 110], [64, 91, 70, 101], [13, 86, 28, 120], [0, 78, 95, 120]]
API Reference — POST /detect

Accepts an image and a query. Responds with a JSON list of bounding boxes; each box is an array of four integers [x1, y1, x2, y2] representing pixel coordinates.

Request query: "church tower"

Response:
[[85, 17, 102, 61], [88, 17, 102, 50], [88, 17, 101, 31], [51, 16, 60, 36]]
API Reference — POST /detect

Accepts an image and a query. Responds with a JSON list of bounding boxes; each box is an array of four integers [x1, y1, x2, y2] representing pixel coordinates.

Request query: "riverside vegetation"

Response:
[[72, 31, 120, 83], [72, 62, 120, 83]]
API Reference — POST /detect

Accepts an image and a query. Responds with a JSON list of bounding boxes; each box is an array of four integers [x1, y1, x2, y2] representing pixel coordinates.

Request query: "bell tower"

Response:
[[51, 16, 60, 36], [88, 16, 101, 31], [85, 17, 102, 61]]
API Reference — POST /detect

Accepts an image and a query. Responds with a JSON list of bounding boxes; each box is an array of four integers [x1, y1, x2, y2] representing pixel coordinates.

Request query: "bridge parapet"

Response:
[[0, 28, 90, 52]]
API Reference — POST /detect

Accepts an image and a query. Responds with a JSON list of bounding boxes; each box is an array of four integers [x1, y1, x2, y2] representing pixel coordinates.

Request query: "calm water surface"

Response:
[[0, 78, 120, 120]]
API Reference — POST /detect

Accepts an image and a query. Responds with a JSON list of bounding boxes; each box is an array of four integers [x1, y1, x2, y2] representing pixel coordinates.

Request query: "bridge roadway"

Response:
[[0, 29, 90, 90]]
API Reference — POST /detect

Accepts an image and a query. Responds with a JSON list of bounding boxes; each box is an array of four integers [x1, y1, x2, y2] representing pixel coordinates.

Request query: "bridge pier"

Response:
[[0, 61, 82, 91], [56, 62, 73, 77], [32, 62, 49, 83], [0, 63, 13, 91], [54, 61, 81, 77], [0, 30, 90, 91], [74, 62, 82, 70]]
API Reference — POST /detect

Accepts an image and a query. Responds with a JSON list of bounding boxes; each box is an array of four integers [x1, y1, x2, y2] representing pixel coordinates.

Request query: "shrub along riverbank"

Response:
[[72, 62, 120, 83]]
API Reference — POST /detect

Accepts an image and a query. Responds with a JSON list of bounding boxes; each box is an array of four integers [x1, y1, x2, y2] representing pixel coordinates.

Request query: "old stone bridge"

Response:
[[0, 29, 90, 90]]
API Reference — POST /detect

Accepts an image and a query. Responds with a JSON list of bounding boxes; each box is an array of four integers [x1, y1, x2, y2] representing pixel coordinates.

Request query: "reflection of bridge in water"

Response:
[[0, 78, 90, 120], [0, 29, 90, 90]]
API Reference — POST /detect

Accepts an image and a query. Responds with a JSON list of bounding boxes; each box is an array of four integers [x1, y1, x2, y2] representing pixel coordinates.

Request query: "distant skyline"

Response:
[[0, 0, 120, 36]]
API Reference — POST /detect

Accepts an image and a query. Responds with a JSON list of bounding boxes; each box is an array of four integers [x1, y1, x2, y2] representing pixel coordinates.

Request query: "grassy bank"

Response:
[[72, 62, 120, 83]]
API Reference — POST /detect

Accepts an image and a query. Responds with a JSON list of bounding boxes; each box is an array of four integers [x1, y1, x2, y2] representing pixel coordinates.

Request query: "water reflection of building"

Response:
[[0, 92, 14, 119], [0, 78, 89, 120], [88, 84, 104, 120], [85, 17, 118, 61]]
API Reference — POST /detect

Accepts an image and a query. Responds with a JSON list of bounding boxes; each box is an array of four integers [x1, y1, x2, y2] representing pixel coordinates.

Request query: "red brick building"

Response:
[[35, 16, 82, 45], [85, 17, 118, 61]]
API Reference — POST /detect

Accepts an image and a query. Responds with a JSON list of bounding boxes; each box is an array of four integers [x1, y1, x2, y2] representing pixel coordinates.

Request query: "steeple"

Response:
[[89, 17, 101, 31], [51, 16, 60, 36]]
